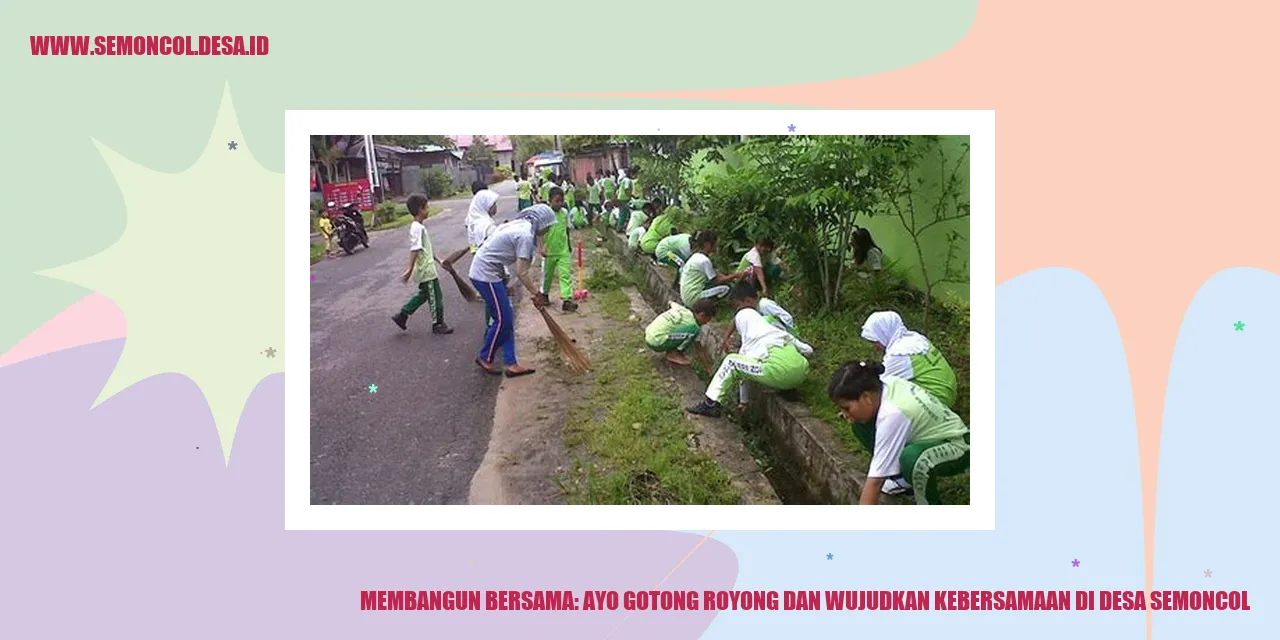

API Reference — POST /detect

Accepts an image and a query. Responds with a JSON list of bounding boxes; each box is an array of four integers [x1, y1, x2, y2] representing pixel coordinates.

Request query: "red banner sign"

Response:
[[323, 179, 374, 212]]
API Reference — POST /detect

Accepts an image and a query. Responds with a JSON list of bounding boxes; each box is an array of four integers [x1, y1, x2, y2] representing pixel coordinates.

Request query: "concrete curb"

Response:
[[599, 228, 887, 505]]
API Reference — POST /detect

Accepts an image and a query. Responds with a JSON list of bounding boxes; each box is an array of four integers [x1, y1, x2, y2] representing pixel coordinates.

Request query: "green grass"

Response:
[[557, 329, 741, 505], [584, 264, 638, 322], [310, 242, 324, 264]]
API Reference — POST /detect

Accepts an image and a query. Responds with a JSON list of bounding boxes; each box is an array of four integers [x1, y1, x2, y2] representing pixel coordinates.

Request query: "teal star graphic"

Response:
[[1234, 321, 1245, 331], [368, 384, 378, 394]]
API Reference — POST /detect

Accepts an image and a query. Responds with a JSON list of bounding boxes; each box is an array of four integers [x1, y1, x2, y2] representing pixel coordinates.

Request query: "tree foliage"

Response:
[[561, 135, 612, 155], [462, 135, 495, 169], [512, 135, 555, 165], [625, 135, 737, 203], [373, 135, 455, 150]]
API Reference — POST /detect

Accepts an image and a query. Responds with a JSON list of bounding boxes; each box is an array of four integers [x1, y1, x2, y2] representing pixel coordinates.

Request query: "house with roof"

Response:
[[449, 135, 516, 173]]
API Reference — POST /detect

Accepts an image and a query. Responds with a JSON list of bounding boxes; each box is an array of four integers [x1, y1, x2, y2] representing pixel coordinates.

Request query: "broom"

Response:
[[537, 307, 591, 373], [435, 258, 481, 303]]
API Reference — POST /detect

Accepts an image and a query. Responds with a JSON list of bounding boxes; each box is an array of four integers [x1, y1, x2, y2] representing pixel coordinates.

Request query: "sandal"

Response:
[[504, 366, 536, 378], [475, 358, 502, 375]]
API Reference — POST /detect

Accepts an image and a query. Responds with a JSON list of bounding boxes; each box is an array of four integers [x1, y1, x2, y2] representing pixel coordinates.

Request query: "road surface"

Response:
[[309, 180, 520, 504]]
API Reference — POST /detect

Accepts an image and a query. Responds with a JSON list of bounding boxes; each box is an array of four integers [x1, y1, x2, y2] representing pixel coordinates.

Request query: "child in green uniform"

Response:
[[627, 219, 648, 251], [391, 193, 453, 334], [586, 174, 602, 221], [640, 205, 675, 254], [570, 203, 588, 229], [737, 237, 786, 298], [625, 199, 651, 235], [562, 176, 576, 209], [538, 187, 578, 312], [687, 284, 810, 417], [601, 172, 617, 204], [679, 230, 744, 308], [861, 310, 957, 407], [517, 175, 533, 210], [645, 299, 717, 366], [828, 361, 970, 505], [719, 282, 813, 356], [538, 177, 553, 204]]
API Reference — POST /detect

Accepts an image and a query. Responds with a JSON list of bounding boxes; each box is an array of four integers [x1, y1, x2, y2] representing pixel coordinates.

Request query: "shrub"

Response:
[[372, 201, 400, 227], [491, 166, 513, 182], [421, 166, 454, 199]]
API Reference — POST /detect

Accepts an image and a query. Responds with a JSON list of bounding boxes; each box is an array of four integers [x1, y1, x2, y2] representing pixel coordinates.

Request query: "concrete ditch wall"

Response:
[[599, 228, 901, 505]]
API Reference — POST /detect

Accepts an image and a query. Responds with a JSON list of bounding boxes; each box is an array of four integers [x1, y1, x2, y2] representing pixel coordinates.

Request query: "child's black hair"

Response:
[[669, 227, 680, 236], [755, 237, 776, 250], [692, 229, 718, 249], [406, 193, 430, 216], [729, 280, 760, 301], [691, 298, 718, 317], [549, 186, 564, 201], [471, 180, 487, 195], [852, 227, 880, 266], [827, 360, 886, 402]]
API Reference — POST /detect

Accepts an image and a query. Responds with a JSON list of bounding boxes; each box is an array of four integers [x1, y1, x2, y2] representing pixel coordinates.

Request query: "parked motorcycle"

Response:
[[341, 203, 370, 248]]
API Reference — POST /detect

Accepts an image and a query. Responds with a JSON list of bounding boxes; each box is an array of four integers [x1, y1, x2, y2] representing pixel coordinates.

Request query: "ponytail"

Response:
[[827, 360, 886, 402]]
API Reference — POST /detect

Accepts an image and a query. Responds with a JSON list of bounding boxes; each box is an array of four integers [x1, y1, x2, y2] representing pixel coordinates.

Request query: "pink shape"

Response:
[[0, 293, 125, 369]]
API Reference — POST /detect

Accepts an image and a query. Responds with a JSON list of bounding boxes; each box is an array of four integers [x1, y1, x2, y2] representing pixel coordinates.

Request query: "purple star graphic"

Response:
[[1204, 569, 1213, 578], [1071, 559, 1080, 567], [787, 124, 796, 133], [228, 141, 238, 150]]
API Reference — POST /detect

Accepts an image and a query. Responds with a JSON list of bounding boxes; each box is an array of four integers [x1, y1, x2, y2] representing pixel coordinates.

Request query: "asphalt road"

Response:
[[310, 180, 521, 504]]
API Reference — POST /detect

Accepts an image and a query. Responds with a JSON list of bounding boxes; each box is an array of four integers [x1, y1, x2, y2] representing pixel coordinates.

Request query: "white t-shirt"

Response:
[[679, 253, 718, 307], [467, 216, 497, 248], [743, 247, 779, 269], [734, 308, 791, 360], [757, 297, 794, 331], [868, 399, 912, 478], [468, 220, 536, 283], [866, 247, 883, 271]]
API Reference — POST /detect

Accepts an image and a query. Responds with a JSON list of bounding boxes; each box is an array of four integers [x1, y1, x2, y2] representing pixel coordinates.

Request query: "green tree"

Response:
[[626, 135, 738, 201], [463, 135, 496, 173], [512, 135, 555, 165], [374, 135, 455, 150]]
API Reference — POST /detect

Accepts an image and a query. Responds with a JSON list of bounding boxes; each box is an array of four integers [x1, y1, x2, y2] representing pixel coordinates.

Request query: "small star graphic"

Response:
[[227, 140, 238, 150], [264, 347, 276, 358], [1071, 559, 1080, 567], [1204, 569, 1213, 578], [1234, 321, 1245, 331], [368, 383, 378, 394], [826, 553, 833, 560], [787, 124, 796, 132]]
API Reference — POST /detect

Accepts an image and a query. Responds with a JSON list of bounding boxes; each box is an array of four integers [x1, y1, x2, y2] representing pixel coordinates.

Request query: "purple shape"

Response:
[[1, 341, 739, 639]]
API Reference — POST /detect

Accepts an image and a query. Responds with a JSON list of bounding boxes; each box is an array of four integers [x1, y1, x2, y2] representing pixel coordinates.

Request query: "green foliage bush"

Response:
[[420, 166, 454, 200], [491, 165, 513, 182]]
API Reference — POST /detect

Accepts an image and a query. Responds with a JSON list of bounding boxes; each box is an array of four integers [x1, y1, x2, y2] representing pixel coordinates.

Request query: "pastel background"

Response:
[[3, 1, 1276, 638]]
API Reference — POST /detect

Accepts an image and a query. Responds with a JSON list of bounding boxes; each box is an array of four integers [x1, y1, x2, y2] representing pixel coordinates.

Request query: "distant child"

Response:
[[687, 282, 810, 418], [852, 226, 884, 276], [538, 175, 553, 204], [645, 299, 717, 366], [827, 361, 970, 505], [606, 199, 623, 229], [563, 176, 577, 209], [630, 171, 643, 199], [601, 171, 617, 204], [586, 174, 602, 220], [391, 193, 453, 335], [738, 237, 786, 297], [570, 202, 588, 229], [719, 281, 813, 356], [627, 218, 649, 251], [517, 175, 533, 210], [317, 211, 335, 256], [655, 229, 691, 291], [639, 204, 676, 254], [679, 230, 745, 308], [539, 187, 578, 312]]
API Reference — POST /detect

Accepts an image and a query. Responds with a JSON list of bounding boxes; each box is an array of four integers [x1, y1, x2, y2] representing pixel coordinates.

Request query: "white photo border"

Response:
[[285, 110, 995, 531]]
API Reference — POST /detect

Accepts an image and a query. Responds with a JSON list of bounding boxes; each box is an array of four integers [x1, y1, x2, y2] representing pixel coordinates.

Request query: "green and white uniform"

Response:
[[540, 207, 574, 300], [655, 233, 692, 268], [640, 211, 674, 254], [587, 181, 602, 206], [704, 308, 809, 405], [627, 225, 646, 249], [861, 311, 958, 407], [570, 206, 587, 228], [538, 179, 553, 203], [680, 252, 730, 308], [399, 220, 444, 325], [601, 176, 616, 201], [625, 204, 649, 235], [517, 179, 532, 208], [564, 183, 576, 208], [868, 376, 970, 505], [645, 302, 701, 353], [631, 178, 643, 199]]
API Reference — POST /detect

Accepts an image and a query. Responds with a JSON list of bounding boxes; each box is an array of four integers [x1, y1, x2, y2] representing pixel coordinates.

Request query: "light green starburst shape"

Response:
[[41, 84, 282, 461]]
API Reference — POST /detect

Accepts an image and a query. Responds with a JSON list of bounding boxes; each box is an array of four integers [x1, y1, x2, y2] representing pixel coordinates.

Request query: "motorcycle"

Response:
[[341, 203, 369, 248]]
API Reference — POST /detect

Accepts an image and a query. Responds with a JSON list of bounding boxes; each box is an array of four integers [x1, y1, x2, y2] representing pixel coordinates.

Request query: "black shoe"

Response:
[[562, 300, 579, 312], [686, 398, 723, 418], [391, 312, 408, 330], [432, 322, 454, 335]]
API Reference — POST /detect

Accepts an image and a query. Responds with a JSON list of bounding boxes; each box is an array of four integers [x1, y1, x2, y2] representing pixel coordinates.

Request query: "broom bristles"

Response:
[[538, 307, 591, 373], [436, 259, 481, 302]]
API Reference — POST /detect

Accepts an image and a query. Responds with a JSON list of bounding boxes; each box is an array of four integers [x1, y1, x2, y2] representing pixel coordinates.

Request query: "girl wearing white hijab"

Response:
[[860, 311, 957, 408], [857, 310, 960, 497]]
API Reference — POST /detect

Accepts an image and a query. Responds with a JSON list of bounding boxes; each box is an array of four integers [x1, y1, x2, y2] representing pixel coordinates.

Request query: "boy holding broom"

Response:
[[539, 187, 578, 312], [645, 299, 717, 366], [391, 193, 453, 334]]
